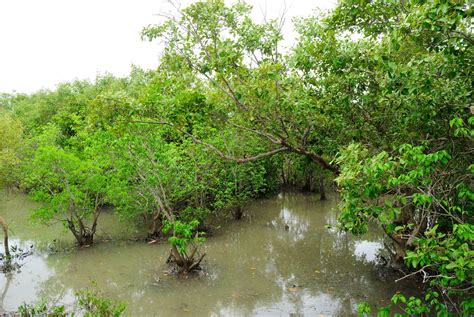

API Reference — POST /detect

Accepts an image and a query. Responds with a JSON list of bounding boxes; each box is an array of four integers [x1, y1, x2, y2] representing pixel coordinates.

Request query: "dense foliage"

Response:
[[0, 111, 23, 186], [0, 0, 472, 314]]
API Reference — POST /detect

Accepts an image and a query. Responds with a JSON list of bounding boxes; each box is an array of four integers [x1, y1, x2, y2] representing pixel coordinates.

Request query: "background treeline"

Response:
[[0, 69, 285, 242], [0, 0, 472, 315]]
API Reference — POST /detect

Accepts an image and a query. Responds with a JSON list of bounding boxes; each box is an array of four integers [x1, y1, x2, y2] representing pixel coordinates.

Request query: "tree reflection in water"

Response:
[[0, 193, 420, 316]]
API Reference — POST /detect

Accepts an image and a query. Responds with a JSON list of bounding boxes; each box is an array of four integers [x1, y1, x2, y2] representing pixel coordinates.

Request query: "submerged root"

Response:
[[167, 245, 206, 275]]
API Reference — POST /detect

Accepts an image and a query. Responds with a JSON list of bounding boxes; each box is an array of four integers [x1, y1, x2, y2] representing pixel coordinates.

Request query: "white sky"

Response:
[[0, 0, 336, 94]]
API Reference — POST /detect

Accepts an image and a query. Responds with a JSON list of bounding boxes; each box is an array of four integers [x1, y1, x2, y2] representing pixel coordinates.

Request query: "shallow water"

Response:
[[0, 192, 418, 316]]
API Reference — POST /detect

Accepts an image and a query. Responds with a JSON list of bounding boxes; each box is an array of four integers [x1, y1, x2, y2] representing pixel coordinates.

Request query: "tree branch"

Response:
[[129, 120, 287, 163]]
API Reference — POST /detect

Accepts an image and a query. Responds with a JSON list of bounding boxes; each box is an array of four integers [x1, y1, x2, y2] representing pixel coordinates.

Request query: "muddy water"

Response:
[[0, 192, 418, 316]]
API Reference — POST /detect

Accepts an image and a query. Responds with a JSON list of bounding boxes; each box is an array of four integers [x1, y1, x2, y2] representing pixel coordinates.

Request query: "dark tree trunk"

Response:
[[67, 219, 95, 247], [75, 233, 94, 247], [147, 216, 162, 238], [386, 232, 408, 263], [233, 206, 243, 220], [81, 234, 94, 247], [0, 217, 10, 259], [302, 173, 314, 192], [168, 243, 206, 274], [319, 174, 326, 201], [383, 202, 427, 263]]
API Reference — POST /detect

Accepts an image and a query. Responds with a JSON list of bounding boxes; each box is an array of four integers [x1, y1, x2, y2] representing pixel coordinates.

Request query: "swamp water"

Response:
[[0, 192, 418, 316]]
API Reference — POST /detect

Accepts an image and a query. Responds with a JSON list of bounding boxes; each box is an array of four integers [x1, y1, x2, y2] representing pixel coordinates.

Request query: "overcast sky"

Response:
[[0, 0, 336, 94]]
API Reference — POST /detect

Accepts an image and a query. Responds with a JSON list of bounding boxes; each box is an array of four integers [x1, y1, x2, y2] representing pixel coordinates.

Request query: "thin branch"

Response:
[[395, 265, 432, 283], [130, 120, 287, 163], [228, 122, 281, 144]]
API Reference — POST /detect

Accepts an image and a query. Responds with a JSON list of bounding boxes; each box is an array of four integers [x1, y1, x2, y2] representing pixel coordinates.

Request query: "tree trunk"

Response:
[[148, 220, 159, 237], [383, 225, 408, 263], [75, 233, 94, 247], [67, 219, 94, 247], [233, 206, 243, 220], [319, 174, 326, 201], [389, 234, 407, 263], [0, 217, 10, 259], [171, 245, 185, 267], [82, 234, 94, 247], [147, 211, 164, 238], [168, 244, 205, 273], [302, 172, 313, 192]]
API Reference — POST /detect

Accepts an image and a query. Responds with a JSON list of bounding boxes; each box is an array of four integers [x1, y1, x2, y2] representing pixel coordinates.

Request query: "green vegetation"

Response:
[[163, 219, 207, 273], [0, 0, 472, 315], [17, 284, 126, 316], [0, 111, 23, 186], [22, 138, 114, 246]]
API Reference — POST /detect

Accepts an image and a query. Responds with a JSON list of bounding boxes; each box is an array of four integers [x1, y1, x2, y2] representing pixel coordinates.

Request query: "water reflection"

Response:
[[0, 192, 419, 316], [354, 241, 383, 263]]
